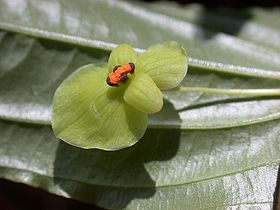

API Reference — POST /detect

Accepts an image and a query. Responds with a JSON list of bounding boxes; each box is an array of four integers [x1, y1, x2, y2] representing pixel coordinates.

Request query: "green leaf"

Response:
[[0, 32, 279, 129], [52, 64, 147, 150], [137, 42, 188, 90], [1, 0, 280, 79], [124, 72, 163, 113], [0, 0, 280, 209], [108, 43, 137, 72], [140, 2, 280, 53], [0, 119, 279, 209]]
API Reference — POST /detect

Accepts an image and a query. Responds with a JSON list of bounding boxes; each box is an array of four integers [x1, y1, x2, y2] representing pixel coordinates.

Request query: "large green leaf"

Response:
[[0, 119, 279, 209], [0, 0, 279, 209], [0, 32, 280, 129], [1, 0, 280, 81], [136, 2, 280, 53]]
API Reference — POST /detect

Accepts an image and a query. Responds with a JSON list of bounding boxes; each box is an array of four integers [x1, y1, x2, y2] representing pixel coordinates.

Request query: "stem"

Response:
[[171, 87, 280, 97]]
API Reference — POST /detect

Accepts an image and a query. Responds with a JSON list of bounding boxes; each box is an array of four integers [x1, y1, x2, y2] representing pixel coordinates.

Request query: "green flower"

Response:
[[51, 42, 188, 150]]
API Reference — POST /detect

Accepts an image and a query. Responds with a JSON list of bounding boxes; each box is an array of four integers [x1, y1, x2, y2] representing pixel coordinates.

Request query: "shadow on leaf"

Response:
[[190, 7, 253, 40], [53, 100, 181, 209]]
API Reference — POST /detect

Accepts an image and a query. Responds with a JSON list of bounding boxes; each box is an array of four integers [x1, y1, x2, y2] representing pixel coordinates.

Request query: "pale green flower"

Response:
[[51, 42, 188, 150]]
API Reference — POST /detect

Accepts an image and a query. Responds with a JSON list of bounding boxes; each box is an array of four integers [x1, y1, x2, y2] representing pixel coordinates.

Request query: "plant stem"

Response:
[[170, 87, 280, 96]]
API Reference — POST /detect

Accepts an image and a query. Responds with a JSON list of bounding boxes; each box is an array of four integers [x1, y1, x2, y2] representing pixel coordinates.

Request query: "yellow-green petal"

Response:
[[51, 64, 147, 150], [137, 42, 188, 90], [124, 72, 163, 113], [108, 44, 138, 72]]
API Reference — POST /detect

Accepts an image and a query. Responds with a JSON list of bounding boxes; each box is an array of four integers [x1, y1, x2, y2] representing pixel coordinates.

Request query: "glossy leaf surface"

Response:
[[0, 0, 280, 209], [0, 120, 279, 209], [0, 32, 280, 129]]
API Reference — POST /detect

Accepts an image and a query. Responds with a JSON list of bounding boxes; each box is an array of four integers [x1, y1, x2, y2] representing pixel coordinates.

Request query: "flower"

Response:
[[51, 42, 188, 150]]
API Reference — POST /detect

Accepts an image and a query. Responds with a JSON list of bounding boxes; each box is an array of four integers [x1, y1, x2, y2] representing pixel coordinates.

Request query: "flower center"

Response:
[[107, 63, 135, 86]]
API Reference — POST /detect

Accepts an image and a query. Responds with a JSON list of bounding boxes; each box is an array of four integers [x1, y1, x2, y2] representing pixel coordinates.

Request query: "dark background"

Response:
[[1, 0, 280, 210], [143, 0, 280, 7]]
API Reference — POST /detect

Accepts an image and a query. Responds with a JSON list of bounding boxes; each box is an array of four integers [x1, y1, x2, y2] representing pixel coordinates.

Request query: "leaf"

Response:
[[0, 0, 280, 209], [52, 64, 147, 150], [0, 32, 280, 129], [0, 119, 279, 209], [1, 0, 280, 81], [140, 2, 280, 53]]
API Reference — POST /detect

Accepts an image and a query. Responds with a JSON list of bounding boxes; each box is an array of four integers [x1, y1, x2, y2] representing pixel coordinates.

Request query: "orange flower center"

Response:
[[107, 63, 135, 86]]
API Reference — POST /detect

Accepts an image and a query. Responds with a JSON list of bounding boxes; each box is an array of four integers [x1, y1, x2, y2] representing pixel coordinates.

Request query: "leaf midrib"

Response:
[[0, 29, 280, 128], [1, 18, 280, 81], [1, 2, 280, 129]]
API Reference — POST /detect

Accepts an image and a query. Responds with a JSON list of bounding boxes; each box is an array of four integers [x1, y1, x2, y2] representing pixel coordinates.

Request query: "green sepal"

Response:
[[123, 72, 163, 113], [51, 64, 147, 150], [108, 44, 138, 72], [137, 42, 188, 90]]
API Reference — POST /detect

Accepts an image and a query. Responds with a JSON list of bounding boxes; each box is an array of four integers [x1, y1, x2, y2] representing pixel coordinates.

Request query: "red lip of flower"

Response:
[[51, 42, 188, 150], [106, 63, 135, 86]]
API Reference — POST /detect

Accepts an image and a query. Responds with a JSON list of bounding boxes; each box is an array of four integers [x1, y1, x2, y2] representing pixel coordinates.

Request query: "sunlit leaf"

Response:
[[0, 0, 280, 209]]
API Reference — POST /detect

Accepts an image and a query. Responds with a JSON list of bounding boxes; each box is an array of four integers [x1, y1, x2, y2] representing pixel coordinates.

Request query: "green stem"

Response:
[[171, 87, 280, 96]]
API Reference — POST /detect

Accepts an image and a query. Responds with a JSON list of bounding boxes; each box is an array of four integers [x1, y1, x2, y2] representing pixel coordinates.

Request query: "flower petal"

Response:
[[137, 42, 188, 90], [108, 44, 138, 72], [52, 64, 147, 150], [123, 72, 163, 113]]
